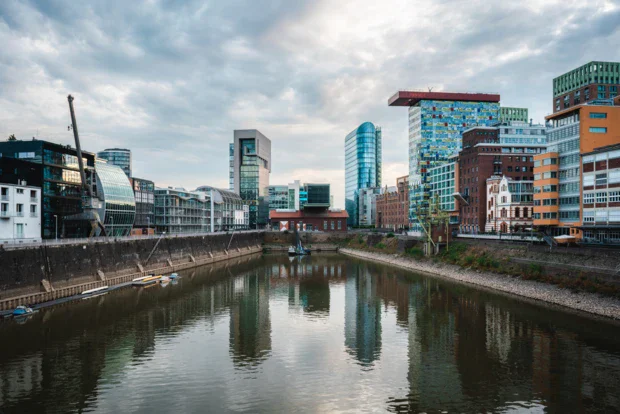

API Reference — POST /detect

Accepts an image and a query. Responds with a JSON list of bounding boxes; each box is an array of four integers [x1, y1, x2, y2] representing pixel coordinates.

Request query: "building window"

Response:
[[590, 112, 607, 118], [596, 192, 607, 203], [589, 127, 607, 133], [323, 220, 327, 230], [609, 191, 620, 202], [16, 188, 24, 194], [337, 220, 342, 230], [331, 221, 335, 230], [596, 173, 607, 186], [584, 193, 595, 204]]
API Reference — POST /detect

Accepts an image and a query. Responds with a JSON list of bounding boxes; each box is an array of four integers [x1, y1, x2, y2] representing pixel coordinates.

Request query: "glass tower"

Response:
[[97, 148, 132, 177], [345, 122, 382, 226], [233, 130, 271, 228]]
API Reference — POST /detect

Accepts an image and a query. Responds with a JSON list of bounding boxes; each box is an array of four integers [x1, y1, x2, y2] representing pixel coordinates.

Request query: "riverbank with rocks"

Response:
[[340, 247, 620, 320]]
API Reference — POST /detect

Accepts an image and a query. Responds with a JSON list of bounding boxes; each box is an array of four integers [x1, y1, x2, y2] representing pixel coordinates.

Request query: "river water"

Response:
[[1, 253, 620, 413]]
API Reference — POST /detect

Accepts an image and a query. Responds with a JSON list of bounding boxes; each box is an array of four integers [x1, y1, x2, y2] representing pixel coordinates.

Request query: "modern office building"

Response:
[[267, 185, 290, 210], [130, 177, 155, 235], [552, 61, 620, 113], [195, 185, 249, 231], [429, 158, 457, 213], [345, 122, 382, 226], [0, 180, 41, 245], [97, 148, 132, 177], [580, 144, 620, 243], [388, 91, 500, 230], [94, 160, 136, 237], [305, 184, 330, 208], [456, 122, 546, 234], [0, 140, 97, 239], [375, 176, 409, 231], [485, 176, 534, 233], [232, 130, 271, 228], [534, 99, 620, 237], [269, 181, 330, 212], [357, 187, 381, 227], [154, 187, 211, 234]]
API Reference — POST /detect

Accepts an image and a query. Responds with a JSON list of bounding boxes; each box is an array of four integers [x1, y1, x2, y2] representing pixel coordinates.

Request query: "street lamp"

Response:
[[147, 216, 150, 234], [54, 214, 58, 241], [111, 215, 114, 237]]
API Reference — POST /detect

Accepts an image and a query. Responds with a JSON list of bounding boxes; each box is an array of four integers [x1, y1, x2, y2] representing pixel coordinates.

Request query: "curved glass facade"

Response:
[[195, 186, 249, 231], [95, 161, 136, 236], [345, 122, 382, 226]]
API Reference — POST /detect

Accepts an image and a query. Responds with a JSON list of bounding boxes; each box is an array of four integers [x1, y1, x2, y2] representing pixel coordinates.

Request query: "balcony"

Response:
[[30, 197, 38, 203], [1, 195, 8, 201], [30, 212, 37, 218], [0, 211, 10, 219], [16, 211, 24, 217]]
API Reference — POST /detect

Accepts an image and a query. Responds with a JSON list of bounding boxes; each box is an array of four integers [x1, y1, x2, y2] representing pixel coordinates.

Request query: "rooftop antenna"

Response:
[[427, 87, 434, 92]]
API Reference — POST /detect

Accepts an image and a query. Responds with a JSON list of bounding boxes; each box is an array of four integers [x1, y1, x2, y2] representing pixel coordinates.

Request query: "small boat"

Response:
[[288, 228, 311, 256], [81, 286, 109, 296], [132, 275, 162, 287], [12, 305, 34, 316], [159, 276, 170, 283], [169, 273, 179, 279]]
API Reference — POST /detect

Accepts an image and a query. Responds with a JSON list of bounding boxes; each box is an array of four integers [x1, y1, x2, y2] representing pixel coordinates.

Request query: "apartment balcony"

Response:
[[30, 197, 38, 203], [30, 212, 37, 218], [0, 211, 10, 219], [15, 211, 24, 217], [1, 195, 8, 201]]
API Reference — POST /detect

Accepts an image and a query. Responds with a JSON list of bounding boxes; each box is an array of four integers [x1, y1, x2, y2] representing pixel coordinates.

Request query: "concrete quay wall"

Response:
[[0, 232, 263, 310]]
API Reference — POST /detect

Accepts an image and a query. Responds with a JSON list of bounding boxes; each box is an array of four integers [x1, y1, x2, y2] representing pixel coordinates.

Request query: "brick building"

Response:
[[457, 122, 546, 233], [269, 209, 348, 232], [375, 176, 409, 230]]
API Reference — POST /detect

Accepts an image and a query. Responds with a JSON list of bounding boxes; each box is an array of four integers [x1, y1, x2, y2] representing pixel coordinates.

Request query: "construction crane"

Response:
[[63, 95, 107, 238]]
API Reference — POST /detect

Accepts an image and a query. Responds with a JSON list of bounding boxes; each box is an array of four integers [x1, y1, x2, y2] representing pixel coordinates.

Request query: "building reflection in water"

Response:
[[344, 263, 382, 366], [229, 272, 272, 368]]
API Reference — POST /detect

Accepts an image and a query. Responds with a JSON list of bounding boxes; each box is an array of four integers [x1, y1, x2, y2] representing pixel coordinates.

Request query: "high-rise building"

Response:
[[345, 122, 382, 226], [97, 148, 132, 177], [534, 98, 620, 237], [500, 107, 529, 123], [552, 61, 620, 113], [232, 130, 271, 228], [388, 91, 500, 231]]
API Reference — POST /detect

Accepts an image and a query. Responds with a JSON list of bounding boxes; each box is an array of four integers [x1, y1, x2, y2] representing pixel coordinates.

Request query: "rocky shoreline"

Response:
[[340, 248, 620, 320]]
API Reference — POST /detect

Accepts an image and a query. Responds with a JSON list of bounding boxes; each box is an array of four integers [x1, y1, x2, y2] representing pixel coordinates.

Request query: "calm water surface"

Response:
[[1, 253, 620, 413]]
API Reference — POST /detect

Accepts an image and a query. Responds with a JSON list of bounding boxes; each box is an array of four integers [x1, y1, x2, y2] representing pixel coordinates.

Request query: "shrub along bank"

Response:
[[347, 236, 620, 299]]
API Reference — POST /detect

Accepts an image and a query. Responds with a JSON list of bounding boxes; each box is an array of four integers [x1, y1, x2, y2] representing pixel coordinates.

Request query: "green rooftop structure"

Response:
[[552, 61, 620, 113], [499, 107, 528, 123]]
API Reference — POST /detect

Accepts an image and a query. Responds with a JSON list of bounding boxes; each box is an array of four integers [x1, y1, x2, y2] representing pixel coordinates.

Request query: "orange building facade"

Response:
[[534, 99, 620, 238]]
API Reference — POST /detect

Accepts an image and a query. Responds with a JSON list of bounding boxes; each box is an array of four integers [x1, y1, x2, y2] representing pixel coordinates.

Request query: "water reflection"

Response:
[[0, 254, 619, 413]]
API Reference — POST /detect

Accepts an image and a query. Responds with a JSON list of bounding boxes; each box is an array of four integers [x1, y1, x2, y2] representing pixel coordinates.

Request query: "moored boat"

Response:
[[12, 305, 34, 316], [132, 275, 162, 286], [81, 286, 109, 296]]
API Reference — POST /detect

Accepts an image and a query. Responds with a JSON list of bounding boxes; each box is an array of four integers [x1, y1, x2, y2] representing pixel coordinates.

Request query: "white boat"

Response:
[[81, 286, 109, 296]]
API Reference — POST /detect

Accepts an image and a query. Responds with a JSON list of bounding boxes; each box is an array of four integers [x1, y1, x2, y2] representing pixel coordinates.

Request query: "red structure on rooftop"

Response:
[[388, 91, 501, 107]]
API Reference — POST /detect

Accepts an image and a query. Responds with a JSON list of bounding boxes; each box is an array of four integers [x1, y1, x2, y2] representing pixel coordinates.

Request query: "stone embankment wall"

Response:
[[0, 232, 263, 309], [341, 248, 620, 320]]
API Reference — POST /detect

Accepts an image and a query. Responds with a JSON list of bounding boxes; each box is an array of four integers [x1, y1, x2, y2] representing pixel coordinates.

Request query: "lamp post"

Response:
[[54, 214, 58, 241], [111, 215, 114, 237], [147, 216, 150, 234]]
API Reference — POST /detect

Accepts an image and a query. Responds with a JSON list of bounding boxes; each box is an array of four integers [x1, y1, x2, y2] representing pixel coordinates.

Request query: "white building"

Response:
[[0, 181, 42, 245], [485, 176, 534, 233], [358, 187, 381, 227]]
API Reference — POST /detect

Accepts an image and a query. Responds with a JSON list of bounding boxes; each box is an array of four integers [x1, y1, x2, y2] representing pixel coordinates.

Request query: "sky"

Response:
[[0, 0, 619, 208]]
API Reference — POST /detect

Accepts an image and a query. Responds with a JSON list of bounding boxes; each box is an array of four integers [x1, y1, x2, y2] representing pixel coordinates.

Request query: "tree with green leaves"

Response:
[[7, 134, 16, 141]]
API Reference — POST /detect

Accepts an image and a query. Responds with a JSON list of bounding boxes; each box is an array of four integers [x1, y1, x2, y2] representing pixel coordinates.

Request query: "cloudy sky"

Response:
[[0, 0, 619, 208]]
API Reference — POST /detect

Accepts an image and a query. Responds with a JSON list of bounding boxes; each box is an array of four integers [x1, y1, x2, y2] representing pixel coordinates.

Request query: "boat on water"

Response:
[[288, 227, 311, 256], [132, 275, 162, 287], [12, 305, 34, 316], [169, 273, 179, 279], [81, 286, 109, 296]]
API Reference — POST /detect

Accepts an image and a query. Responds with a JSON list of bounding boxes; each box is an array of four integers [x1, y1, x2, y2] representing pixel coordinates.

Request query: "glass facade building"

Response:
[[232, 130, 271, 228], [94, 160, 136, 237], [195, 186, 249, 231], [0, 140, 97, 239], [429, 160, 456, 212], [305, 184, 330, 207], [97, 148, 132, 177], [407, 99, 499, 229], [130, 177, 155, 230], [155, 187, 210, 234], [345, 122, 382, 226], [500, 107, 529, 123]]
